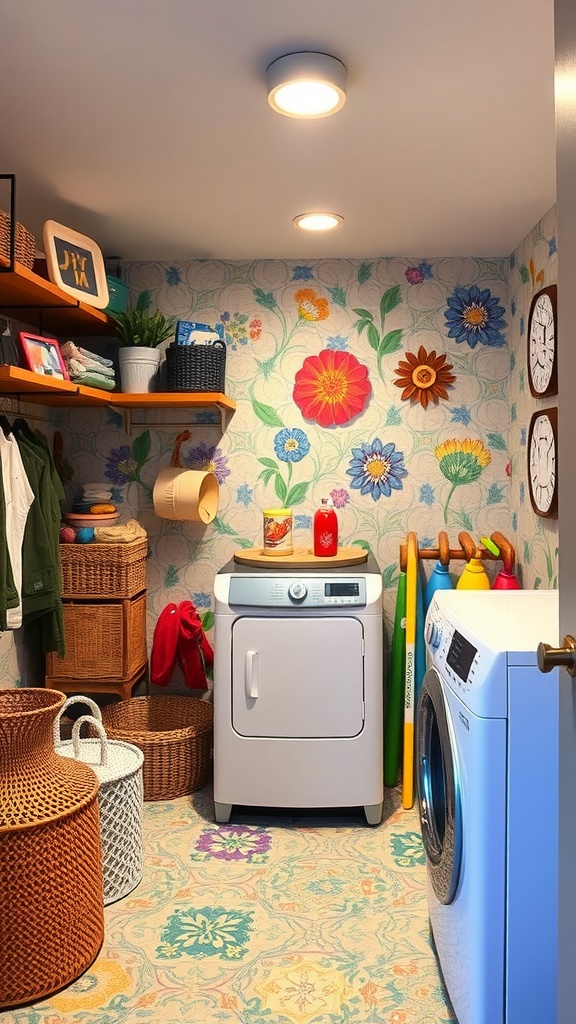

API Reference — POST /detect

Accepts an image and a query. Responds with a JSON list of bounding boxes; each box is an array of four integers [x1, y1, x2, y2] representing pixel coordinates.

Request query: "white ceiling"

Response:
[[0, 0, 556, 262]]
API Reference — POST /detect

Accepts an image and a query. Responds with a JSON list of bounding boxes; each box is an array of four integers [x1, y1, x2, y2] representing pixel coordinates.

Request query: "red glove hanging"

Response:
[[150, 601, 212, 690]]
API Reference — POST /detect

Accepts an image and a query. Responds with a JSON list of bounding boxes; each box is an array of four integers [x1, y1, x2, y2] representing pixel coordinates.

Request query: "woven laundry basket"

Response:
[[55, 696, 144, 905], [0, 688, 104, 1009], [101, 695, 213, 801]]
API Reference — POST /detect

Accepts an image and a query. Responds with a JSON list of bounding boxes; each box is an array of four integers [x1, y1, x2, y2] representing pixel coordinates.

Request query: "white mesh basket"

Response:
[[54, 696, 144, 905]]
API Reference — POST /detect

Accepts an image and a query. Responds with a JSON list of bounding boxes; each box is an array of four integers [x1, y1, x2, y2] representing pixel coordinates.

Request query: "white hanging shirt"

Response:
[[0, 428, 35, 629]]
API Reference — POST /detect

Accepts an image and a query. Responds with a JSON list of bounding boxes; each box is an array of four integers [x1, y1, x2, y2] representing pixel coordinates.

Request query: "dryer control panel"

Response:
[[228, 575, 367, 608]]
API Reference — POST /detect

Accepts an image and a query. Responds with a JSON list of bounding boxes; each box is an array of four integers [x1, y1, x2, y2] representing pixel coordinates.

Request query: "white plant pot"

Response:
[[118, 347, 162, 393]]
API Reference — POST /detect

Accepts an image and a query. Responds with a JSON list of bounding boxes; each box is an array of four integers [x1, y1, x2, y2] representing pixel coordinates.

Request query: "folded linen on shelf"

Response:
[[71, 370, 116, 391]]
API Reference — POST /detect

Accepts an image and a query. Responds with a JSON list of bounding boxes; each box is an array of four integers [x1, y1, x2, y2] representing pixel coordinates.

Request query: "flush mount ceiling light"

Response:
[[293, 212, 344, 231], [267, 52, 347, 118]]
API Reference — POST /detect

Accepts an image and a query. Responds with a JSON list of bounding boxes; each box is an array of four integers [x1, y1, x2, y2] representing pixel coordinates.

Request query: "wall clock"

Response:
[[527, 284, 558, 398], [527, 407, 558, 519]]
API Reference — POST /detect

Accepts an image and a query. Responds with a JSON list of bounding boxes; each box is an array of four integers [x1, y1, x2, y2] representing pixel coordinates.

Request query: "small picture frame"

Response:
[[18, 331, 69, 381], [43, 219, 109, 309]]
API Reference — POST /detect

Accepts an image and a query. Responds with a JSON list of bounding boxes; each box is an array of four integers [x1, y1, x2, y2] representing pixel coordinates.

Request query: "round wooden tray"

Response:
[[233, 546, 368, 568]]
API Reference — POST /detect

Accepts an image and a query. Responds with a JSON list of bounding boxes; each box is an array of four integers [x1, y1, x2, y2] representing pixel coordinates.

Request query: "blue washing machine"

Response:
[[416, 589, 559, 1024]]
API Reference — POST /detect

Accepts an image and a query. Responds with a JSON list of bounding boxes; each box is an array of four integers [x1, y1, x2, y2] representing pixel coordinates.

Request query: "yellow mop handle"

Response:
[[402, 531, 418, 809]]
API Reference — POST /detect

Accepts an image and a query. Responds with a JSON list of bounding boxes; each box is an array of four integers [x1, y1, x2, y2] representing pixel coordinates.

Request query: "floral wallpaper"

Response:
[[507, 204, 558, 589], [0, 211, 559, 688]]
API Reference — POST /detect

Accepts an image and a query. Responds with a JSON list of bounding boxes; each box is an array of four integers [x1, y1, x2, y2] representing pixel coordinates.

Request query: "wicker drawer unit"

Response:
[[59, 539, 147, 599], [46, 593, 147, 699]]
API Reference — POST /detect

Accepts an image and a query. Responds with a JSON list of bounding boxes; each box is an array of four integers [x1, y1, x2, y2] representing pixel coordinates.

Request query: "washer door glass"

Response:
[[416, 667, 462, 905]]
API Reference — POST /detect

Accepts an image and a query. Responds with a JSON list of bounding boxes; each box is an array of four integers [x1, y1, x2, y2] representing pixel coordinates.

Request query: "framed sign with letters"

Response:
[[43, 220, 109, 309]]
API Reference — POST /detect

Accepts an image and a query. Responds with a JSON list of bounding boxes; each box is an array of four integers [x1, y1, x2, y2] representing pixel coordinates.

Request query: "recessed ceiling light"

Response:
[[267, 52, 347, 119], [293, 212, 344, 231]]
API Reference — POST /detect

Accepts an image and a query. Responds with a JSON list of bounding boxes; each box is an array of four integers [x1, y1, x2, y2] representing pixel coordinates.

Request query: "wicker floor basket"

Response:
[[0, 688, 104, 1009], [55, 696, 144, 905], [101, 695, 213, 801], [0, 208, 36, 269], [59, 538, 147, 599], [166, 341, 226, 392]]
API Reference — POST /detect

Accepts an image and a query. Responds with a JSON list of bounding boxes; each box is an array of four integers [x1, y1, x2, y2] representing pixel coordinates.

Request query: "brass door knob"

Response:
[[537, 635, 576, 676]]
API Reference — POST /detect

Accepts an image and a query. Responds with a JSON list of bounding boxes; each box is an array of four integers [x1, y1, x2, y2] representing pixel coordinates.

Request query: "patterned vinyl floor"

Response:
[[6, 785, 456, 1024]]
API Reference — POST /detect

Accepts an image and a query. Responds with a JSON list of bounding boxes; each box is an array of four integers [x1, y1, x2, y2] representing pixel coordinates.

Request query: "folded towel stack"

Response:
[[60, 341, 117, 391], [72, 482, 117, 515]]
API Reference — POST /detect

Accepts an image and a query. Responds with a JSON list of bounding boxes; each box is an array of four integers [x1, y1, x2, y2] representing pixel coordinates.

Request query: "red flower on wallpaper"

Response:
[[293, 349, 371, 427]]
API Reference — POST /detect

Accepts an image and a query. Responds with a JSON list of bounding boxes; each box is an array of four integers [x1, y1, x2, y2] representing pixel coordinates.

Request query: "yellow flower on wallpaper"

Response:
[[48, 959, 132, 1013], [435, 437, 492, 523], [294, 288, 330, 322]]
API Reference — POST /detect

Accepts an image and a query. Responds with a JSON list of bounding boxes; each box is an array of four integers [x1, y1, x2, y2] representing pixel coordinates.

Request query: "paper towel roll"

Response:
[[153, 467, 219, 523]]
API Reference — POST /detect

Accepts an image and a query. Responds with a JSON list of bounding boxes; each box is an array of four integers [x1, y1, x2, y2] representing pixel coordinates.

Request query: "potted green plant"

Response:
[[110, 289, 177, 393]]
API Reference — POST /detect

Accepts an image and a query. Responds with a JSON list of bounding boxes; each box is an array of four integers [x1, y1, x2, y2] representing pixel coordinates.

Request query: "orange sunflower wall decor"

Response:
[[393, 346, 456, 409], [293, 348, 371, 428]]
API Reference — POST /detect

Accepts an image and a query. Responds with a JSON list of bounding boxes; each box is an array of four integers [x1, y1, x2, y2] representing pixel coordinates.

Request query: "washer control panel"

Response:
[[425, 598, 481, 694], [229, 575, 367, 608]]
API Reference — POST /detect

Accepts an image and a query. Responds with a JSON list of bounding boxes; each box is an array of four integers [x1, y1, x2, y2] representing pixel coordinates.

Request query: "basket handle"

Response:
[[71, 715, 110, 766], [53, 694, 103, 747]]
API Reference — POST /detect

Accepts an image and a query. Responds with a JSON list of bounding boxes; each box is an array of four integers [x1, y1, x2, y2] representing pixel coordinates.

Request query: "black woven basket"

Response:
[[166, 341, 226, 393]]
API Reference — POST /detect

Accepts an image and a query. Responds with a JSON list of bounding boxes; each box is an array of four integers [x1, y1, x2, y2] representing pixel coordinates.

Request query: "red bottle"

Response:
[[313, 498, 338, 557]]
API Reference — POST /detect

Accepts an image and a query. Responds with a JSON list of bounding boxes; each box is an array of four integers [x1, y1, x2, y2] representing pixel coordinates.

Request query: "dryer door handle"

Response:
[[245, 650, 259, 699]]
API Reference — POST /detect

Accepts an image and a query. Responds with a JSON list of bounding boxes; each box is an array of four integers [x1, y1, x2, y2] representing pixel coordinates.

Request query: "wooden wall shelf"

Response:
[[0, 365, 236, 428], [0, 257, 116, 336]]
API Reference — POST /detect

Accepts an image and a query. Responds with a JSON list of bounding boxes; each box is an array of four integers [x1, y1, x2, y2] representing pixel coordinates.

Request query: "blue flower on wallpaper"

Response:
[[512, 511, 518, 531], [165, 266, 182, 286], [295, 514, 312, 529], [236, 483, 253, 506], [106, 408, 124, 429], [156, 906, 253, 960], [390, 831, 426, 867], [220, 311, 231, 322], [419, 483, 435, 505], [326, 335, 348, 350], [549, 236, 557, 257], [519, 316, 525, 336], [346, 438, 408, 500], [195, 411, 219, 424], [273, 427, 310, 463], [292, 265, 314, 281], [519, 481, 525, 504], [520, 427, 526, 447], [444, 285, 506, 348], [110, 486, 124, 506], [105, 445, 137, 486], [192, 592, 211, 608], [421, 536, 434, 548], [183, 443, 231, 484], [450, 405, 471, 427]]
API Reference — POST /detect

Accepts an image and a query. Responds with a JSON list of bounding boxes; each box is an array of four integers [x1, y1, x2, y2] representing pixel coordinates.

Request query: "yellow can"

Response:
[[263, 508, 293, 556]]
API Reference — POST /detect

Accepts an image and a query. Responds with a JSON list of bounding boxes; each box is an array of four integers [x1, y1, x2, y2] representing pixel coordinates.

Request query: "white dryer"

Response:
[[213, 556, 383, 825], [417, 589, 559, 1024]]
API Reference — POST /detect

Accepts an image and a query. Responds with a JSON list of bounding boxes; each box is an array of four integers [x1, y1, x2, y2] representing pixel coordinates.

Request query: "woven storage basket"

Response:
[[60, 538, 147, 599], [166, 340, 226, 393], [101, 695, 213, 801], [0, 208, 36, 269], [46, 593, 147, 682], [54, 696, 144, 905], [0, 688, 104, 1008]]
